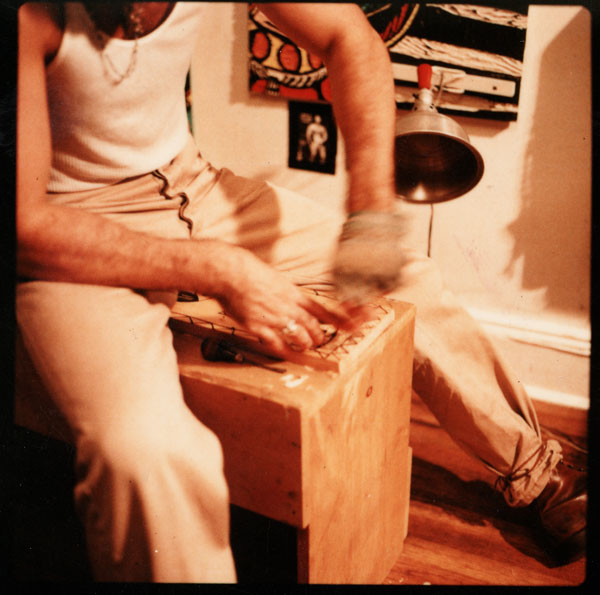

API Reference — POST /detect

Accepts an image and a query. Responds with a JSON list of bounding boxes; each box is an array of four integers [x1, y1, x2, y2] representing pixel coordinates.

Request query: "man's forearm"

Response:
[[255, 3, 398, 214], [323, 24, 397, 214], [17, 202, 239, 297]]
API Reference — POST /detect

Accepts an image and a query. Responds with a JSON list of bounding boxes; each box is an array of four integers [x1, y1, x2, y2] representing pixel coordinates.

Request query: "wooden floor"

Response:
[[383, 393, 588, 586], [8, 393, 589, 585]]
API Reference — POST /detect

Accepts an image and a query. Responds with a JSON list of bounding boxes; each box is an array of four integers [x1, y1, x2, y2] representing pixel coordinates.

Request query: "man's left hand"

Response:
[[333, 210, 408, 304]]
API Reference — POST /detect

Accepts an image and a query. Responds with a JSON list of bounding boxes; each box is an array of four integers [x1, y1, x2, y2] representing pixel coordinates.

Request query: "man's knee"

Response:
[[75, 408, 228, 499]]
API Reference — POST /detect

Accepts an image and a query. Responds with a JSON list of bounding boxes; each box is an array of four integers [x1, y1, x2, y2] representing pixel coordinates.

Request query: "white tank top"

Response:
[[46, 2, 205, 192]]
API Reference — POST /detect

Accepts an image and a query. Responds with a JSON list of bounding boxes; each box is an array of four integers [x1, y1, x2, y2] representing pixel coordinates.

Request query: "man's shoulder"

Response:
[[19, 2, 63, 62]]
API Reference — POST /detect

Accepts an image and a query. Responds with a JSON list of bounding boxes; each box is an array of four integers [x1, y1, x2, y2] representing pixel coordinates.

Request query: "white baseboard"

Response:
[[528, 386, 589, 410], [466, 306, 590, 409], [466, 306, 591, 356]]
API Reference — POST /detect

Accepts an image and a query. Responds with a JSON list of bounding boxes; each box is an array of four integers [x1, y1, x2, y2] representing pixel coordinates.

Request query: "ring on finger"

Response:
[[281, 319, 299, 336]]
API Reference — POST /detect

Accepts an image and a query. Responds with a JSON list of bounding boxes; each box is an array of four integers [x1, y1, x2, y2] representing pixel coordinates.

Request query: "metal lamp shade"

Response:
[[394, 66, 484, 204]]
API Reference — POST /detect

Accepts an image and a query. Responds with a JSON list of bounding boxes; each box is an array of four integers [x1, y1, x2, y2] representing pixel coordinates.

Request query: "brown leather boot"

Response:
[[534, 459, 587, 562]]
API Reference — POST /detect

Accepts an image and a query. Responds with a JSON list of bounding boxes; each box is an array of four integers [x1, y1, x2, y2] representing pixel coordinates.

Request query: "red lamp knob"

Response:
[[417, 63, 433, 90]]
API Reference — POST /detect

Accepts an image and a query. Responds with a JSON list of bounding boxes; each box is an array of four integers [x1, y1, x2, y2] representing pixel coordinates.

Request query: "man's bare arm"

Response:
[[256, 3, 409, 302], [256, 2, 397, 214], [17, 4, 226, 293]]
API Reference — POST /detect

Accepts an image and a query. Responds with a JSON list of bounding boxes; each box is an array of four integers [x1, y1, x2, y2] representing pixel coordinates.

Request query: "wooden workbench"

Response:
[[170, 294, 416, 583]]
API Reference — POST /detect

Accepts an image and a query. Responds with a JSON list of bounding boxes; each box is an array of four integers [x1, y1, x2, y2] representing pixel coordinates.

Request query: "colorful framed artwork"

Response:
[[288, 101, 337, 175], [248, 3, 529, 121], [248, 4, 331, 101]]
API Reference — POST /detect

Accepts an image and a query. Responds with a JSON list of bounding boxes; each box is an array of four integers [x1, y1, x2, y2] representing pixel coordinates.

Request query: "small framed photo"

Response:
[[288, 101, 337, 175]]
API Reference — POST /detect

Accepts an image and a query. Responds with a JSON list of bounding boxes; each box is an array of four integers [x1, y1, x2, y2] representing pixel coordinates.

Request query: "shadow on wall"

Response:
[[231, 3, 252, 105], [504, 8, 591, 317], [229, 2, 291, 185]]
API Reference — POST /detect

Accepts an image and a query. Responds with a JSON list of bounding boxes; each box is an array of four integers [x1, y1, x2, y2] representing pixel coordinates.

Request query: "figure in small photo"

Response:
[[306, 114, 328, 164]]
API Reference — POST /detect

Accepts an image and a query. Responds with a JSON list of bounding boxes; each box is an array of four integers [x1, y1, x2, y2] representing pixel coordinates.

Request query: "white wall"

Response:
[[191, 3, 591, 408]]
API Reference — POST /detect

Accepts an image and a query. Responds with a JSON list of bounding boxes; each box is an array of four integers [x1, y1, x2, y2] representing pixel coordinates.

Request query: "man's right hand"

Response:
[[211, 246, 371, 357]]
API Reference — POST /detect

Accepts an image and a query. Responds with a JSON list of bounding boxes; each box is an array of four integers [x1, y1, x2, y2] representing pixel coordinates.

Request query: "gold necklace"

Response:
[[93, 4, 145, 84]]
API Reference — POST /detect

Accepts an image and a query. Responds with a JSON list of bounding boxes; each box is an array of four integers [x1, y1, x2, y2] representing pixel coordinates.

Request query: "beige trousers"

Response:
[[16, 136, 561, 582]]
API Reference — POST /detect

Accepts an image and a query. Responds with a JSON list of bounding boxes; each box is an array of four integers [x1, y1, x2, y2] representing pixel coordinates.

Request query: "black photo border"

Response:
[[288, 101, 337, 175]]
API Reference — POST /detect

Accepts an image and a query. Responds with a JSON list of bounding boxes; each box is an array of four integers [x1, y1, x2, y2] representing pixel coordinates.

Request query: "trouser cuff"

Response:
[[497, 439, 563, 507]]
